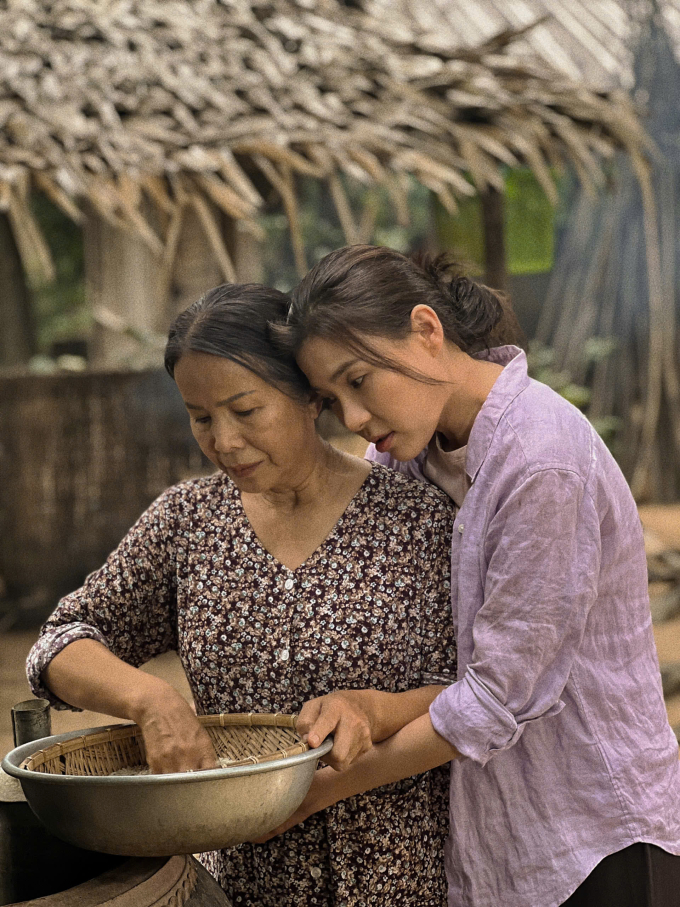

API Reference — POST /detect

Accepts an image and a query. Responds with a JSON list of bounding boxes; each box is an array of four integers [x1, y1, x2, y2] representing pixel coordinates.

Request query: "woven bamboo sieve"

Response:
[[21, 713, 308, 776]]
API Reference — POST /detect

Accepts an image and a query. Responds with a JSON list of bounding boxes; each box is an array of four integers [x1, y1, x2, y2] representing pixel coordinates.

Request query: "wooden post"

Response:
[[481, 187, 508, 292], [164, 205, 224, 324], [84, 210, 166, 368], [85, 204, 265, 366], [0, 213, 36, 366]]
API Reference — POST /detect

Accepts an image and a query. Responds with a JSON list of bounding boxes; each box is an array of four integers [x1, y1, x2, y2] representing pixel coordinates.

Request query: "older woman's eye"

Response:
[[349, 375, 365, 389]]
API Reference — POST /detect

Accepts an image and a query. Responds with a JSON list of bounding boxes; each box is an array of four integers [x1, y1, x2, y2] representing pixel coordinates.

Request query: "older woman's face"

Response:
[[174, 351, 319, 493]]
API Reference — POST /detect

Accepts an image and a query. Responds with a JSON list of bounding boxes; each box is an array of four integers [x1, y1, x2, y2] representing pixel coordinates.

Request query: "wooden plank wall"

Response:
[[0, 370, 209, 624]]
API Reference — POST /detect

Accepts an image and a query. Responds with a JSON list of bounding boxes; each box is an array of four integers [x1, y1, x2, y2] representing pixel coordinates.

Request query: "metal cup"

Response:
[[11, 699, 51, 747]]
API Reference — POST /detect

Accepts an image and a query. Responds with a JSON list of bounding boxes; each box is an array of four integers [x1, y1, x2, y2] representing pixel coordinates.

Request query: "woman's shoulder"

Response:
[[365, 460, 456, 519], [501, 379, 598, 480], [151, 471, 237, 518]]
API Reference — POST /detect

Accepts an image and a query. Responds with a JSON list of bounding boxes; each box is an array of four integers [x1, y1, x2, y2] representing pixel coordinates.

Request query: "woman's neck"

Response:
[[436, 354, 504, 450], [240, 440, 371, 572], [244, 440, 366, 514]]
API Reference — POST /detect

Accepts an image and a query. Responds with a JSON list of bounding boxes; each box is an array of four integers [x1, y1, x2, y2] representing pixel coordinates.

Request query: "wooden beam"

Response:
[[481, 187, 508, 292]]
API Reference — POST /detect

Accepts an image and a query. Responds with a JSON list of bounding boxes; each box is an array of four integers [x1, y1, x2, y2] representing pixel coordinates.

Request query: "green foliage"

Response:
[[29, 193, 89, 353], [505, 169, 556, 275], [433, 168, 565, 276], [432, 184, 484, 275], [527, 340, 622, 446]]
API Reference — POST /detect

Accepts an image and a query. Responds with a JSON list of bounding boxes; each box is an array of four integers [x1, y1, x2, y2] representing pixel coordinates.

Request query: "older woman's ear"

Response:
[[310, 393, 325, 419]]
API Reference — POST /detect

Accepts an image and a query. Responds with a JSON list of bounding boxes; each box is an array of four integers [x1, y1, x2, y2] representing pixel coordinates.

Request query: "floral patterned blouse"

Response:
[[28, 463, 457, 907]]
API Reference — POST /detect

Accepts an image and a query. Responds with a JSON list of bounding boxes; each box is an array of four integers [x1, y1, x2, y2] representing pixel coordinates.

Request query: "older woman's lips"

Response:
[[375, 432, 395, 453], [228, 462, 262, 478]]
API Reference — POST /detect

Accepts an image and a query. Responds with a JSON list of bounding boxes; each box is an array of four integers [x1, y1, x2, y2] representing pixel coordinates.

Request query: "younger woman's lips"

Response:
[[375, 432, 395, 454]]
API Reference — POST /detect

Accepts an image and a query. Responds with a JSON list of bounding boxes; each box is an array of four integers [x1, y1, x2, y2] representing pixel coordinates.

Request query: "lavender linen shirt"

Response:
[[368, 345, 680, 907]]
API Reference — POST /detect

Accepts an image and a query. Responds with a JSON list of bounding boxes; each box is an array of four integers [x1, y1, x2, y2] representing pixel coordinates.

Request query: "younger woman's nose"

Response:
[[339, 400, 370, 435]]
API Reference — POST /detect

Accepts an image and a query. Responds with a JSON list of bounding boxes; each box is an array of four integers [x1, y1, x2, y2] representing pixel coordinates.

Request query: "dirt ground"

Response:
[[2, 483, 680, 759]]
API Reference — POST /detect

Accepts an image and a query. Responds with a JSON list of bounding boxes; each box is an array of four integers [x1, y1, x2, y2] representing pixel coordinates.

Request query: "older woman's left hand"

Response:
[[296, 691, 375, 771], [295, 685, 447, 772]]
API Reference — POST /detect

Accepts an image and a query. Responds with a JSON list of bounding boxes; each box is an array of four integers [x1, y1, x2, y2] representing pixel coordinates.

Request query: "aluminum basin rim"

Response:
[[2, 723, 333, 785]]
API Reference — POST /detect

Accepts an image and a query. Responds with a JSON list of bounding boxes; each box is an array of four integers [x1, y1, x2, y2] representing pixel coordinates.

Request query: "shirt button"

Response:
[[284, 578, 294, 590], [458, 524, 464, 534], [280, 649, 290, 661], [310, 866, 322, 880]]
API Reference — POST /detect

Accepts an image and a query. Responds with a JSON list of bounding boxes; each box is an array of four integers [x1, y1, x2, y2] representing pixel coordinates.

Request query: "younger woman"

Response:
[[275, 245, 680, 907]]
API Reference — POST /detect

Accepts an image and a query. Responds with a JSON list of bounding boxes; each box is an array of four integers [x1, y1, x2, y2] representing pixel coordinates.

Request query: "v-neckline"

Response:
[[233, 463, 375, 574]]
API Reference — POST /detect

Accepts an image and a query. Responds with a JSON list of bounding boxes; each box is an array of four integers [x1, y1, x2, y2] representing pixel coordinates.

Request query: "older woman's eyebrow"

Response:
[[185, 391, 255, 410]]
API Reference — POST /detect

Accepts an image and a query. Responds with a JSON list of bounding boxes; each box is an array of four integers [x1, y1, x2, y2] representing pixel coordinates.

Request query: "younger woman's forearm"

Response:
[[332, 711, 459, 798], [357, 685, 447, 742], [259, 711, 460, 839]]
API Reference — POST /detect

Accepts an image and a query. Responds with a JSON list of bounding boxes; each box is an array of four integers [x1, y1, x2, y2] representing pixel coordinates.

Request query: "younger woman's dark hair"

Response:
[[276, 245, 523, 379], [164, 283, 311, 401]]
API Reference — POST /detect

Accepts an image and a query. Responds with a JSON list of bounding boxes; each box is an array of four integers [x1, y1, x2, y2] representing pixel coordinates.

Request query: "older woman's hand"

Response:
[[131, 685, 218, 774], [297, 685, 448, 772], [296, 691, 375, 771]]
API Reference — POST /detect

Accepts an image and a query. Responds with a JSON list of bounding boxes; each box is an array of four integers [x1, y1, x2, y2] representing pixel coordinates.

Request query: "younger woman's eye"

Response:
[[193, 415, 211, 426], [349, 375, 365, 389], [234, 408, 256, 417]]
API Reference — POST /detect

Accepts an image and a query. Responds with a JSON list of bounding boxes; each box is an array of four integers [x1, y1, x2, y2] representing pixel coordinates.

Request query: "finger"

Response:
[[305, 707, 343, 749], [325, 719, 372, 771], [296, 699, 323, 738]]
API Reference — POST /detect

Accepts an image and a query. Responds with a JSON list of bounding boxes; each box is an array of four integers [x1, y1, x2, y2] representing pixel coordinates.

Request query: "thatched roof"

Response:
[[364, 0, 680, 90], [0, 0, 652, 282], [370, 0, 680, 90]]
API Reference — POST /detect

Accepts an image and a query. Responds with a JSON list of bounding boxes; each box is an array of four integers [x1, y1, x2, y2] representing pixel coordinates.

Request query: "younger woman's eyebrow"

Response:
[[330, 358, 360, 382]]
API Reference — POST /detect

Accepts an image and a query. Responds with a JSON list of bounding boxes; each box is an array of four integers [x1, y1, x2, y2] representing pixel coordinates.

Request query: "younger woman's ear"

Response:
[[410, 305, 444, 355]]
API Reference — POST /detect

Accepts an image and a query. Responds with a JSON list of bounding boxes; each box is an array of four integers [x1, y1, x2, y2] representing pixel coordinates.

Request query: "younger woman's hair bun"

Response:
[[411, 250, 522, 351], [280, 244, 524, 364]]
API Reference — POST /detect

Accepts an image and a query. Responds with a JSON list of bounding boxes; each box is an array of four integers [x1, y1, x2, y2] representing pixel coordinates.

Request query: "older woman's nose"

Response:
[[213, 421, 245, 453]]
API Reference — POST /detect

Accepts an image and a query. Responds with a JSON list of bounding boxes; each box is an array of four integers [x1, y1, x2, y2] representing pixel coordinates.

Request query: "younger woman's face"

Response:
[[174, 351, 319, 493], [297, 334, 447, 462]]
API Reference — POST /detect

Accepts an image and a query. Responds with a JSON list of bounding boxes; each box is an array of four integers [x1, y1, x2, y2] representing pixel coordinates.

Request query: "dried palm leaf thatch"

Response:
[[0, 0, 653, 276]]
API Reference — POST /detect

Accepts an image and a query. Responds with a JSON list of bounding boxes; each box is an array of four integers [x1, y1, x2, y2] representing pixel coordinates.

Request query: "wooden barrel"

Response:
[[0, 767, 124, 905], [8, 856, 231, 907]]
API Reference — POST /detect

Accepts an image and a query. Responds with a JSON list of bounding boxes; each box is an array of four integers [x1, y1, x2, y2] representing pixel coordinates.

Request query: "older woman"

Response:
[[26, 283, 457, 907]]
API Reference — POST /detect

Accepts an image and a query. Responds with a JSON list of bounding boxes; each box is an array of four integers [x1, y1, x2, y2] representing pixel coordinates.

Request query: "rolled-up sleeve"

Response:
[[27, 486, 183, 709], [430, 467, 600, 765]]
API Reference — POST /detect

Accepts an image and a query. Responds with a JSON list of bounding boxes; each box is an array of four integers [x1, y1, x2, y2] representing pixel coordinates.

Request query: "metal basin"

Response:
[[2, 726, 332, 857]]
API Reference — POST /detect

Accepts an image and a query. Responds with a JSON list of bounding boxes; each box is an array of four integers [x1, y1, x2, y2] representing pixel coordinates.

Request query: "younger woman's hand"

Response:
[[131, 685, 218, 774]]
